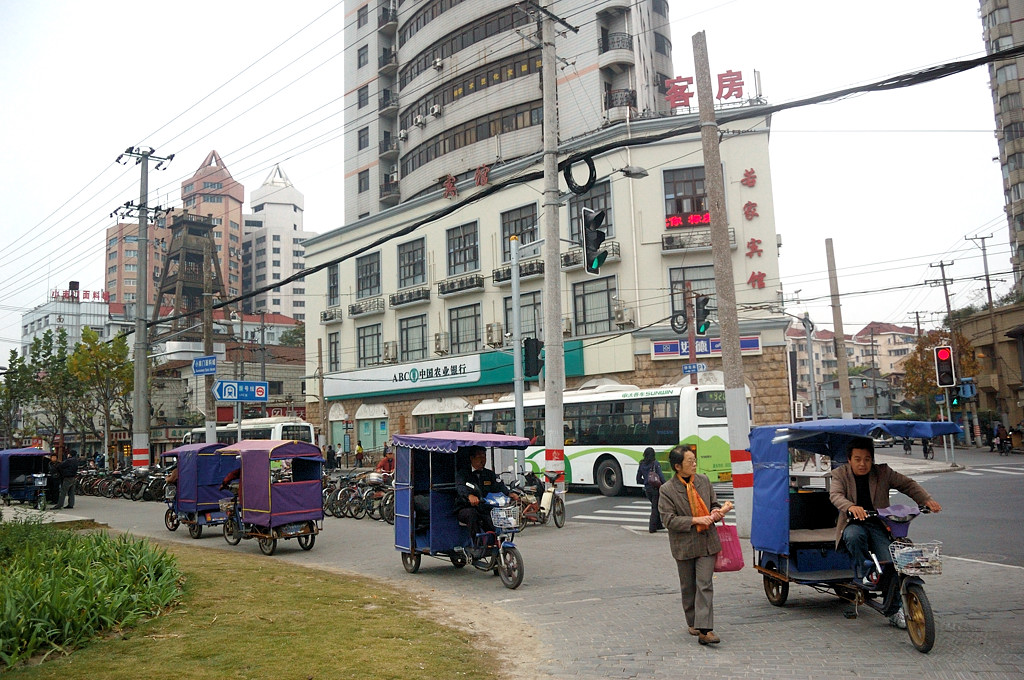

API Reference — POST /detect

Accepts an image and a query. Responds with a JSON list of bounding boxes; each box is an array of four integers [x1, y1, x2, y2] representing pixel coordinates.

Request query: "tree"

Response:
[[0, 351, 34, 448], [279, 323, 305, 348], [902, 329, 980, 404], [68, 327, 133, 464], [27, 329, 84, 455]]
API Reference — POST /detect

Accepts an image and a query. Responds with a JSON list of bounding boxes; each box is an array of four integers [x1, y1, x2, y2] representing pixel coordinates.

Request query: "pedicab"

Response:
[[750, 418, 960, 653], [159, 442, 236, 538], [0, 447, 50, 510], [219, 440, 324, 555], [392, 431, 529, 589]]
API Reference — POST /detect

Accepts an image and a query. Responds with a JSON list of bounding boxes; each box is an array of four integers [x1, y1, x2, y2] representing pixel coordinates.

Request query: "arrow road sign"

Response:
[[212, 380, 269, 402], [681, 362, 708, 375], [192, 355, 217, 376]]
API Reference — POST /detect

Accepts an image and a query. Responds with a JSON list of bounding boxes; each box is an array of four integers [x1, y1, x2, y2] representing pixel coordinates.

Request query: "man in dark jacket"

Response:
[[55, 452, 81, 510], [454, 447, 517, 541]]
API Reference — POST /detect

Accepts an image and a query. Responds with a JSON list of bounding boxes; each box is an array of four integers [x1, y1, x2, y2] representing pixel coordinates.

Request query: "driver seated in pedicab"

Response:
[[829, 436, 942, 587], [454, 446, 518, 542]]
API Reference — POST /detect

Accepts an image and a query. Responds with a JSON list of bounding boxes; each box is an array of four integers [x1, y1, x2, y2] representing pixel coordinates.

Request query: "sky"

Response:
[[0, 0, 1009, 361]]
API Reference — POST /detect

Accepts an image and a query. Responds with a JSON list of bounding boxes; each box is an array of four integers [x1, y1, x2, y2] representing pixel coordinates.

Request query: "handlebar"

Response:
[[847, 505, 932, 520]]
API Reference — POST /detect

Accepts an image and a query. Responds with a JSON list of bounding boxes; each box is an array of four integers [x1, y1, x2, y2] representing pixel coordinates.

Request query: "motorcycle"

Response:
[[506, 469, 565, 529]]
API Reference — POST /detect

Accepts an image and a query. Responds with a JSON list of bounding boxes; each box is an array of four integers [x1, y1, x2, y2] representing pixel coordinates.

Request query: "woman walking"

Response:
[[658, 444, 733, 645], [636, 447, 665, 533]]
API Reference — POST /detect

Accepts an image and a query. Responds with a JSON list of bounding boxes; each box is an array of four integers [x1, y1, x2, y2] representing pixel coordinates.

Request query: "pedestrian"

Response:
[[658, 444, 733, 646], [55, 451, 81, 510], [355, 440, 364, 468], [325, 444, 336, 471], [636, 447, 665, 533]]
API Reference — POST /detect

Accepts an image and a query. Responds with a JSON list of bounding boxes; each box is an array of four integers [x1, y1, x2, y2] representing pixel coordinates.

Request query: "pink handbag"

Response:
[[714, 522, 744, 572]]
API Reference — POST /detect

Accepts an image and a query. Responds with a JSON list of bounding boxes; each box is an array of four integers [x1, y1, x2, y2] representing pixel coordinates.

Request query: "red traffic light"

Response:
[[936, 347, 951, 361]]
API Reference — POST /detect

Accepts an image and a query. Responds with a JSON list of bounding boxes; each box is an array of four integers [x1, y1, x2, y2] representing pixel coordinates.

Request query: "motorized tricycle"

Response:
[[750, 418, 960, 653], [0, 447, 50, 510], [160, 442, 236, 538], [503, 467, 566, 529], [393, 431, 529, 589], [219, 440, 324, 555]]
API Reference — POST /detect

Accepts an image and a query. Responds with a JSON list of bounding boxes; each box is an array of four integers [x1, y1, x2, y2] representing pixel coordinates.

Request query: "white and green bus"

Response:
[[471, 384, 741, 495], [182, 416, 316, 446]]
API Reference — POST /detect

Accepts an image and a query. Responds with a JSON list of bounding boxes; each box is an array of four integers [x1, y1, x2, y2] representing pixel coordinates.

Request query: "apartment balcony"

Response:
[[377, 7, 397, 34], [561, 241, 620, 270], [379, 179, 400, 205], [661, 227, 737, 253], [605, 88, 636, 123], [977, 373, 1001, 393], [438, 273, 485, 297], [389, 286, 430, 308], [348, 296, 385, 318], [378, 90, 398, 116], [378, 51, 398, 77], [492, 259, 545, 286], [320, 308, 343, 325], [598, 33, 634, 73], [379, 138, 399, 160]]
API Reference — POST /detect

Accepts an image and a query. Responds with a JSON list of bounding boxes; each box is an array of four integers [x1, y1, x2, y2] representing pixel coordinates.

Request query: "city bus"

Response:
[[182, 416, 316, 446], [471, 384, 744, 495]]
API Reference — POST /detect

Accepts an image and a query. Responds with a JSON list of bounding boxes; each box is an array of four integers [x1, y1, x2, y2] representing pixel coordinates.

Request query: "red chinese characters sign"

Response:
[[665, 70, 744, 108], [665, 213, 711, 229], [51, 289, 109, 302]]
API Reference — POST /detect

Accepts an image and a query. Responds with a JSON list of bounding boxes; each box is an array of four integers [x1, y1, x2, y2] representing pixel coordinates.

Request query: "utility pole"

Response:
[[117, 146, 173, 468], [967, 233, 1000, 435], [694, 32, 752, 537], [826, 239, 853, 417], [871, 327, 878, 419], [202, 242, 216, 445], [686, 283, 697, 385], [803, 313, 818, 421], [908, 311, 927, 337], [259, 309, 267, 417], [317, 338, 329, 453], [930, 260, 961, 464]]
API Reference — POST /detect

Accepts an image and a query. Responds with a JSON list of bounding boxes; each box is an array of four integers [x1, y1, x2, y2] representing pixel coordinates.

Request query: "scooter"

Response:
[[515, 470, 566, 529]]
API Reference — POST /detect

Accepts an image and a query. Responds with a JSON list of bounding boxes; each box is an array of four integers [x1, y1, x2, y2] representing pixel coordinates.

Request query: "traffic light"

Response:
[[933, 346, 956, 388], [951, 393, 960, 407], [523, 337, 544, 377], [694, 295, 711, 335], [582, 208, 607, 275]]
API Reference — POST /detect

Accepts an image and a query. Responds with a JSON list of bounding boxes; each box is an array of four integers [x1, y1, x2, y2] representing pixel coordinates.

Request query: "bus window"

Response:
[[696, 391, 727, 418]]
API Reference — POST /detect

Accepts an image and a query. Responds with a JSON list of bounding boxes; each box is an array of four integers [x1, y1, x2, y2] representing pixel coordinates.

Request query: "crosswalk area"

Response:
[[570, 483, 736, 531], [955, 465, 1024, 477]]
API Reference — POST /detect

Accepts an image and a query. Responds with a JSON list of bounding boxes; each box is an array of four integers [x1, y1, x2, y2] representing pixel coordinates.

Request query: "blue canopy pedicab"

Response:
[[161, 442, 237, 538], [750, 418, 960, 653], [393, 431, 530, 589], [0, 447, 50, 510], [219, 440, 324, 556]]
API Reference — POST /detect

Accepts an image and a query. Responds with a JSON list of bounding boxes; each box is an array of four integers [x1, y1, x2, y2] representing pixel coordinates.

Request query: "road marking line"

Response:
[[955, 470, 984, 476], [974, 468, 1024, 475], [559, 597, 602, 604], [573, 515, 647, 522], [595, 509, 650, 515], [944, 555, 1024, 570], [564, 496, 606, 506]]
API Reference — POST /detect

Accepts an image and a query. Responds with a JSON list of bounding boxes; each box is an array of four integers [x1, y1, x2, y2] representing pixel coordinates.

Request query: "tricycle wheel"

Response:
[[904, 583, 935, 653], [223, 519, 241, 545], [297, 533, 315, 551], [258, 536, 277, 555], [552, 495, 566, 528], [3, 496, 11, 506], [763, 573, 789, 606], [402, 552, 421, 573], [450, 553, 467, 569], [35, 495, 47, 511], [164, 508, 180, 532], [188, 522, 203, 539], [498, 546, 524, 589]]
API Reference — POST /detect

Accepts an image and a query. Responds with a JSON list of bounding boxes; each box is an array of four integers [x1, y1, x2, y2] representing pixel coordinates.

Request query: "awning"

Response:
[[355, 403, 389, 419], [411, 396, 472, 416]]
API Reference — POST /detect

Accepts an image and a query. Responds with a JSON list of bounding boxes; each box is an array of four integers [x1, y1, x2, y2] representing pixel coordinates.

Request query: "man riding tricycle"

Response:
[[392, 431, 529, 589], [750, 418, 957, 653], [160, 442, 237, 538]]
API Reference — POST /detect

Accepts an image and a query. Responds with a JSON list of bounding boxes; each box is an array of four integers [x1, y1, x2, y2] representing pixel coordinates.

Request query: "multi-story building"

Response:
[[852, 322, 917, 375], [241, 165, 316, 320], [104, 222, 166, 306], [982, 1, 1024, 281]]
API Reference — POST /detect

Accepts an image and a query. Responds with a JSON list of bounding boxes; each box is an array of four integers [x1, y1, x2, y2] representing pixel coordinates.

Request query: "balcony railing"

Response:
[[378, 7, 398, 31], [348, 297, 385, 317], [389, 286, 430, 307], [661, 228, 736, 252], [320, 308, 343, 324], [438, 273, 485, 297], [378, 90, 398, 113], [598, 33, 632, 53], [379, 138, 399, 157], [380, 180, 400, 202], [561, 241, 621, 270], [378, 51, 398, 74], [605, 89, 637, 109], [492, 259, 545, 285]]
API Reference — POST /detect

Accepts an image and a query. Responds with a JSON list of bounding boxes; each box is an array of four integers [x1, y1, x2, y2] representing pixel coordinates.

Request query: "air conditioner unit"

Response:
[[429, 104, 442, 117], [389, 165, 398, 174], [414, 115, 425, 127], [432, 57, 443, 70], [382, 340, 398, 363], [562, 317, 572, 336], [485, 322, 504, 348], [434, 332, 450, 355], [388, 172, 399, 183], [398, 129, 407, 141], [614, 305, 634, 328]]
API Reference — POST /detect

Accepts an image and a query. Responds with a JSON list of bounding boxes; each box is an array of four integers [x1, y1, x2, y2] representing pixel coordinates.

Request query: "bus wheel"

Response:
[[595, 459, 623, 496]]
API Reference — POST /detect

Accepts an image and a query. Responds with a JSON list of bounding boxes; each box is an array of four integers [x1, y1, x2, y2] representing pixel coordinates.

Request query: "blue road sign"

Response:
[[681, 362, 708, 375], [193, 355, 217, 376], [212, 380, 269, 402]]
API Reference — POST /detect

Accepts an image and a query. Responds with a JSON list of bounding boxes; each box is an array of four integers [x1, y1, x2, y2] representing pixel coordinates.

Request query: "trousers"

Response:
[[676, 554, 716, 631], [842, 521, 891, 577], [56, 477, 76, 509]]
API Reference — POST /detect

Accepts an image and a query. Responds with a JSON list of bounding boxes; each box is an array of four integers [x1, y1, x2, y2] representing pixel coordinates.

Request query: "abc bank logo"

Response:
[[392, 368, 421, 383]]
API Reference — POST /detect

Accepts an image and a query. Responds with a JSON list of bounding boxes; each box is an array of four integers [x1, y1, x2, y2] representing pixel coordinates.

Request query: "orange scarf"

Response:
[[681, 475, 710, 532]]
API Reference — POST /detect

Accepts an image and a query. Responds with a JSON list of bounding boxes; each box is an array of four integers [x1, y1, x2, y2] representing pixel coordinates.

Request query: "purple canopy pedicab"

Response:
[[0, 447, 50, 510], [160, 442, 235, 538], [219, 440, 324, 555]]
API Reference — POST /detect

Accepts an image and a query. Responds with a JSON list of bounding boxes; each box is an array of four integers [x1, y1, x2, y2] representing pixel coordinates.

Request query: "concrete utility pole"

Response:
[[259, 310, 267, 417], [118, 146, 173, 468], [802, 313, 818, 420], [202, 248, 216, 445], [317, 338, 328, 451], [967, 233, 1000, 434], [693, 32, 752, 537], [686, 283, 698, 386], [826, 239, 853, 417]]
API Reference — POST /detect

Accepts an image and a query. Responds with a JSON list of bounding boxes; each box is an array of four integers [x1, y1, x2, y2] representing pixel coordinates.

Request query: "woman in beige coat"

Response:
[[658, 445, 734, 645]]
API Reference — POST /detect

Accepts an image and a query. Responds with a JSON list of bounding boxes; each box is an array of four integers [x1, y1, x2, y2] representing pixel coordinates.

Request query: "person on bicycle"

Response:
[[830, 436, 942, 587], [902, 437, 912, 455], [375, 448, 395, 474], [455, 447, 518, 544]]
